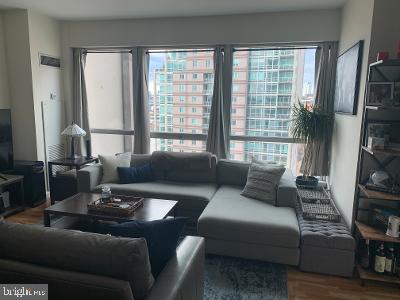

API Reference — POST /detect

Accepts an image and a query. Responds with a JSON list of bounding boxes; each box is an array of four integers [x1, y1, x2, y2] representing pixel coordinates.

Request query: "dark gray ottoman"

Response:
[[296, 201, 355, 277]]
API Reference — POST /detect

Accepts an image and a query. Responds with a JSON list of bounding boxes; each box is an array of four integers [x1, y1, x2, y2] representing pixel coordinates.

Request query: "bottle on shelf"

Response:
[[374, 242, 386, 274], [384, 244, 395, 275]]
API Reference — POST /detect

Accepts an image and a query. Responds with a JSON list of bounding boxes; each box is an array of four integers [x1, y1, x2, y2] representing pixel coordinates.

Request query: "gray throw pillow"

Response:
[[99, 152, 131, 183], [241, 161, 285, 205]]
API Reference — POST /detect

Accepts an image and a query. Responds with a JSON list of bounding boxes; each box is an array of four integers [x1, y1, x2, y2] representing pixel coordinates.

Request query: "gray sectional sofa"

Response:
[[77, 151, 355, 276], [77, 151, 300, 266]]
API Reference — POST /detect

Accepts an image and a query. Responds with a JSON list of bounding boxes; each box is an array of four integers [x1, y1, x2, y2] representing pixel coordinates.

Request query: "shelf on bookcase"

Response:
[[358, 184, 400, 201], [362, 146, 400, 157], [357, 264, 400, 285], [366, 105, 400, 111], [355, 221, 400, 243]]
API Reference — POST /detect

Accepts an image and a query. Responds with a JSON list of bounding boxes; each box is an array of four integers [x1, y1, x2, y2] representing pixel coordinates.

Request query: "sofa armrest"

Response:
[[145, 236, 205, 300], [77, 164, 103, 192], [277, 169, 297, 208]]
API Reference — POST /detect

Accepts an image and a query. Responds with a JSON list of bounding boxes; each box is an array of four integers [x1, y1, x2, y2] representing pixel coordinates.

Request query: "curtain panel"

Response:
[[300, 41, 339, 176], [72, 48, 91, 156], [206, 46, 233, 158], [132, 48, 150, 154]]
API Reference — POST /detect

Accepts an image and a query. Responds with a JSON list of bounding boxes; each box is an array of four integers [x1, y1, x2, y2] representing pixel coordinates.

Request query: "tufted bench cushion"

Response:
[[295, 199, 355, 277], [298, 215, 355, 251]]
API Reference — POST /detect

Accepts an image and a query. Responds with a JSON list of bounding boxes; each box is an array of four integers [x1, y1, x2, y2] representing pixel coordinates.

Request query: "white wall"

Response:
[[1, 9, 62, 162], [329, 0, 374, 228], [0, 13, 10, 109], [61, 9, 342, 122], [28, 11, 62, 162], [3, 10, 38, 160], [369, 0, 400, 59], [63, 10, 342, 47]]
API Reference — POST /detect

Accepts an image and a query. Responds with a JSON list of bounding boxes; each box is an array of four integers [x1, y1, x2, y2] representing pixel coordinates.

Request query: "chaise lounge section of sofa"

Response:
[[198, 159, 299, 265]]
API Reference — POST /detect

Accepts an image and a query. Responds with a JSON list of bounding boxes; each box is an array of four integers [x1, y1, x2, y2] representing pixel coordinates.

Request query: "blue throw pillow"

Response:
[[97, 217, 187, 277], [117, 164, 155, 184]]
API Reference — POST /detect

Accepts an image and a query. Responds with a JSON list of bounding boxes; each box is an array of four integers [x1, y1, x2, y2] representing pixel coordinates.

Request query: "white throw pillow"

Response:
[[99, 152, 131, 183], [241, 159, 285, 205]]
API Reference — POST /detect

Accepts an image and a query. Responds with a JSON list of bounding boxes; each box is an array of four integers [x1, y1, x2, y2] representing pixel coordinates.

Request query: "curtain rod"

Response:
[[84, 50, 132, 54], [233, 46, 320, 52], [146, 49, 214, 54]]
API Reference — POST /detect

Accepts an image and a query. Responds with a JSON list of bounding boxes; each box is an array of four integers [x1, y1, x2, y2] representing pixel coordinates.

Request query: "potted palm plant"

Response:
[[291, 101, 333, 187]]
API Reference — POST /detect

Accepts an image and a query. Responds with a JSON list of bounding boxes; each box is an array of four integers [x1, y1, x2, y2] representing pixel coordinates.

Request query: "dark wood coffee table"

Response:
[[44, 193, 178, 227]]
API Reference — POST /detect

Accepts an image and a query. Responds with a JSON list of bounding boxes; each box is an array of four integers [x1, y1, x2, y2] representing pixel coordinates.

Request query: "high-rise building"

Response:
[[150, 50, 214, 152], [230, 49, 306, 175]]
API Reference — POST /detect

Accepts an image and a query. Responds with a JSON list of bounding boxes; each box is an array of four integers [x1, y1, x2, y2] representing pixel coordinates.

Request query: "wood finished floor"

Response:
[[6, 202, 400, 299]]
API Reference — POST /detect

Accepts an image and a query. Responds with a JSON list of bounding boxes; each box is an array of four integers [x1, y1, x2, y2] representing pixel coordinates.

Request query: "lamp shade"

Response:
[[61, 123, 86, 137]]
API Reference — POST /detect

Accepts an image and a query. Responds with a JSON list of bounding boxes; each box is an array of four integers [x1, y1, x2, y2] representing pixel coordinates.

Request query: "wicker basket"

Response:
[[87, 195, 144, 217], [297, 186, 341, 222]]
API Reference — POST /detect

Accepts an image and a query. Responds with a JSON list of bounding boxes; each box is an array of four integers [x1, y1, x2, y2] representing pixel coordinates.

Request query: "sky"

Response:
[[303, 49, 316, 95], [148, 53, 165, 95]]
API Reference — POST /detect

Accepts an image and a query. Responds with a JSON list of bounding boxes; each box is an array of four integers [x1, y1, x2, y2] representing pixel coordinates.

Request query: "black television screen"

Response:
[[0, 109, 13, 172]]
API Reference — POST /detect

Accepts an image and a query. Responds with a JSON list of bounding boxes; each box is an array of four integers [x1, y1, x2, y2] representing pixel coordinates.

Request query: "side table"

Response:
[[0, 174, 25, 217], [49, 157, 99, 204]]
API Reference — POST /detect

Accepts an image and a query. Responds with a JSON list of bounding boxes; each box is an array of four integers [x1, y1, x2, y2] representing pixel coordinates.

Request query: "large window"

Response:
[[148, 49, 214, 152], [229, 48, 316, 175], [84, 46, 317, 175], [85, 52, 134, 156]]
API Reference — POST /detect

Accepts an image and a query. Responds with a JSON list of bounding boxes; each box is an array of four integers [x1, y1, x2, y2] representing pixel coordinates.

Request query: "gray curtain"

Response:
[[132, 48, 150, 154], [72, 48, 90, 156], [206, 46, 233, 158], [222, 45, 233, 154], [300, 41, 339, 176]]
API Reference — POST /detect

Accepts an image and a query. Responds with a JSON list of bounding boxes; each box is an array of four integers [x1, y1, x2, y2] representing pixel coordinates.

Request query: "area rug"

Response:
[[205, 255, 288, 300]]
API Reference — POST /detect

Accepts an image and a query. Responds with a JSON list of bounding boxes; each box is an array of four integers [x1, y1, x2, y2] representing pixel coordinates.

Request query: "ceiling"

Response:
[[0, 0, 346, 20]]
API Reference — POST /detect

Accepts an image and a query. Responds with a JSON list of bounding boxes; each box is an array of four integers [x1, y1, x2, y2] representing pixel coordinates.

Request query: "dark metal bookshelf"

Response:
[[353, 60, 400, 286]]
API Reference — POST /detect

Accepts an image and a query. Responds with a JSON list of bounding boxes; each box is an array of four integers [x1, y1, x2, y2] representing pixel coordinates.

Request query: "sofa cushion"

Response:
[[217, 159, 249, 186], [97, 217, 188, 277], [93, 181, 218, 212], [150, 151, 217, 183], [198, 185, 300, 248], [295, 201, 355, 251], [99, 153, 131, 183], [130, 154, 152, 166], [241, 161, 285, 205], [277, 169, 297, 208], [117, 164, 155, 184], [0, 222, 154, 299]]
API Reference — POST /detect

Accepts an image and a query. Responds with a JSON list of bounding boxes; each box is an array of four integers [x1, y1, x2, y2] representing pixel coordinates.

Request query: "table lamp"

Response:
[[61, 123, 86, 159]]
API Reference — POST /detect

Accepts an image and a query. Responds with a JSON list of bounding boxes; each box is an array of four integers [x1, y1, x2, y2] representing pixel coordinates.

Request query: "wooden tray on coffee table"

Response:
[[87, 195, 144, 217]]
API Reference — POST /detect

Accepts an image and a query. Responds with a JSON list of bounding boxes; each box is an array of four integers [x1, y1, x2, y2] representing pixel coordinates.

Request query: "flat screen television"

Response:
[[0, 109, 13, 172]]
